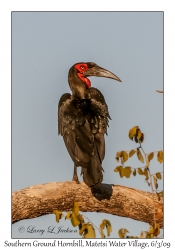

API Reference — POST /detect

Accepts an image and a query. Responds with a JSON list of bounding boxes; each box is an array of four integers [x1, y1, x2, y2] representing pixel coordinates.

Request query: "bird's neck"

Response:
[[69, 79, 87, 100]]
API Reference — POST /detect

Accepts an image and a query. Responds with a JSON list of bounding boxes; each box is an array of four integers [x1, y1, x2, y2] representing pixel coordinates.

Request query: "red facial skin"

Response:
[[74, 63, 91, 88]]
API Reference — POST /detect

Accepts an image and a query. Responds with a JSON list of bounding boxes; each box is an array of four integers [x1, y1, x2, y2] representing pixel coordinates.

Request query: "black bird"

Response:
[[58, 62, 121, 187]]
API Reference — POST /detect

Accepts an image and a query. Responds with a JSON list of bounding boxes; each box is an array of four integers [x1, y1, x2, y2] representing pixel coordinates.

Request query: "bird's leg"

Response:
[[72, 164, 80, 184]]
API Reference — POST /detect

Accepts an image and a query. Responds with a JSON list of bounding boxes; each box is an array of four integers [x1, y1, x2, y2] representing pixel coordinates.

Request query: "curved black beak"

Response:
[[83, 65, 122, 82]]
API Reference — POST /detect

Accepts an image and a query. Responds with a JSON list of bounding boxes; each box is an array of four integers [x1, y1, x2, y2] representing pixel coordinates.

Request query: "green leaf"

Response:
[[120, 151, 128, 163], [128, 126, 139, 140], [79, 223, 96, 238], [124, 167, 132, 178], [53, 210, 64, 223], [129, 149, 136, 157], [157, 151, 163, 163], [133, 169, 136, 176], [137, 149, 144, 163], [156, 172, 162, 179], [148, 152, 154, 162]]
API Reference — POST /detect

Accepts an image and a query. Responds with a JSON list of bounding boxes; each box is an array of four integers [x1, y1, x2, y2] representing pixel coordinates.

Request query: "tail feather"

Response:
[[82, 147, 103, 187]]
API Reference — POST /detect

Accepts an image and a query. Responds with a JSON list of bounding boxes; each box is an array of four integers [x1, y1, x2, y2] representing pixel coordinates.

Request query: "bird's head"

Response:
[[68, 62, 121, 99]]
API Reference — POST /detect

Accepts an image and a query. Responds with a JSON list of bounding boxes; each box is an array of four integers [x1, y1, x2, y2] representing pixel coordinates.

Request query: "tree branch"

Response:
[[12, 181, 163, 228]]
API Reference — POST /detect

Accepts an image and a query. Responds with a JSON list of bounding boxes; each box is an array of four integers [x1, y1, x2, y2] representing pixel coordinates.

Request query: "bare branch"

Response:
[[156, 90, 163, 93], [12, 181, 163, 228]]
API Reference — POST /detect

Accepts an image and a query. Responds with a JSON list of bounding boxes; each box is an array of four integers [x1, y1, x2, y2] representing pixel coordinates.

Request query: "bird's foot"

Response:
[[72, 175, 80, 184]]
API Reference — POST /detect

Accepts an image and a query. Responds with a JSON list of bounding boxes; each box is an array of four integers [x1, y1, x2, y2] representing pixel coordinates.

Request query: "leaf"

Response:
[[138, 132, 144, 143], [71, 201, 81, 227], [114, 166, 121, 172], [129, 149, 136, 158], [133, 169, 136, 176], [137, 129, 142, 141], [157, 151, 163, 163], [143, 168, 149, 181], [148, 152, 154, 162], [72, 201, 79, 216], [128, 126, 138, 140], [120, 151, 128, 163], [124, 167, 132, 178], [118, 229, 124, 238], [79, 223, 96, 238], [100, 219, 112, 237], [65, 211, 71, 220], [118, 228, 129, 238], [137, 149, 144, 163], [140, 231, 145, 238], [156, 191, 163, 201], [153, 176, 158, 189], [119, 166, 125, 178], [71, 212, 80, 227], [115, 151, 121, 162], [138, 168, 144, 175], [153, 223, 160, 237], [53, 210, 64, 223], [156, 172, 162, 179], [123, 228, 129, 236]]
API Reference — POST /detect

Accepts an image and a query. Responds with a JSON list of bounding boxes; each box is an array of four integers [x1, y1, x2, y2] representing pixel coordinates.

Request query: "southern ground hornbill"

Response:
[[58, 62, 121, 187]]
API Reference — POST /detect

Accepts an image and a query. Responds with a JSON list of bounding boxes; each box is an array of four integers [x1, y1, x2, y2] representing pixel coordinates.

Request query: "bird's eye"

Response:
[[80, 66, 84, 69]]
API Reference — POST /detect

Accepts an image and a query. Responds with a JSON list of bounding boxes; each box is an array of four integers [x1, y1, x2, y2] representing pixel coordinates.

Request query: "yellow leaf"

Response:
[[153, 176, 158, 189], [119, 166, 125, 178], [71, 201, 81, 227], [53, 210, 64, 223], [114, 166, 121, 172], [156, 172, 162, 179], [120, 151, 128, 163], [100, 219, 112, 237], [72, 201, 79, 216], [65, 211, 71, 220], [79, 223, 96, 238], [71, 212, 80, 227], [123, 228, 129, 236], [156, 191, 163, 201], [129, 149, 136, 157], [118, 229, 124, 238], [137, 130, 142, 141], [128, 126, 139, 140], [157, 151, 163, 163], [115, 151, 121, 162], [133, 169, 136, 176], [139, 132, 144, 143], [148, 152, 154, 162], [143, 168, 149, 181], [138, 168, 144, 175], [137, 149, 144, 163], [124, 167, 132, 178], [140, 231, 145, 238]]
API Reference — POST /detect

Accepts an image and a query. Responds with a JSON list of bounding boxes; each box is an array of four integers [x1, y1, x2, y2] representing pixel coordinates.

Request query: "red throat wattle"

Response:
[[75, 63, 91, 88]]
